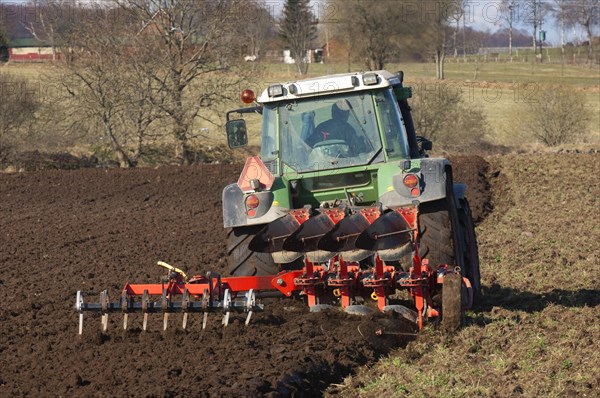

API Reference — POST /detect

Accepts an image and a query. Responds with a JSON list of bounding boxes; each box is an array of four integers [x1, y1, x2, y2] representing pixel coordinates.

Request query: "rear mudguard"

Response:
[[222, 183, 288, 228], [380, 158, 454, 209]]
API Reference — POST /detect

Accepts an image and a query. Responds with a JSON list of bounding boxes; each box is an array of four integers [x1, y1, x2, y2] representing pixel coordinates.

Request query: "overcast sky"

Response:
[[1, 0, 586, 46]]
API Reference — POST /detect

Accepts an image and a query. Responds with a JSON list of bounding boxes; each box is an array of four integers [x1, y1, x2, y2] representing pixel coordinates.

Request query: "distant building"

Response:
[[6, 38, 60, 62], [0, 3, 60, 63], [283, 48, 325, 64]]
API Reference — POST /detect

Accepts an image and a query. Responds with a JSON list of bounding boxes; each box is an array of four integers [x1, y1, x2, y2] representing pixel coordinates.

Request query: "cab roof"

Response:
[[257, 70, 401, 104]]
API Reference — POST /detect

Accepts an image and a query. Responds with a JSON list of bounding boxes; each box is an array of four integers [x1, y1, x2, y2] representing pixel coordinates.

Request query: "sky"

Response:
[[1, 0, 587, 46]]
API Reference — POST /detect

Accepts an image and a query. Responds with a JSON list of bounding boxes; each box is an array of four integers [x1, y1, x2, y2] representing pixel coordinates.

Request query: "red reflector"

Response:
[[403, 174, 419, 188], [246, 194, 260, 209], [410, 188, 420, 197], [241, 89, 256, 104], [247, 209, 256, 217]]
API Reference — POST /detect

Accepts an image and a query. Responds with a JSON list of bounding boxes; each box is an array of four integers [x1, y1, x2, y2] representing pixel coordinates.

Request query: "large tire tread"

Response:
[[441, 273, 465, 333], [227, 226, 279, 276], [417, 198, 459, 270]]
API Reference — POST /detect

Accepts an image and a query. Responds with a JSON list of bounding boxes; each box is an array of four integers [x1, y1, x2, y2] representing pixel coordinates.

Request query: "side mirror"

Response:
[[416, 136, 432, 154], [226, 119, 248, 149], [421, 139, 432, 151]]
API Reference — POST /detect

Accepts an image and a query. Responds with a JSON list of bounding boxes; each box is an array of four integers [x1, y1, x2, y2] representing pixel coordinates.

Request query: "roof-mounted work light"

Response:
[[362, 73, 379, 85], [267, 84, 284, 97]]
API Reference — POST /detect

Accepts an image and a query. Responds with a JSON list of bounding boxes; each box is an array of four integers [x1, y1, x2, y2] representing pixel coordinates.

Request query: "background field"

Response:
[[2, 60, 598, 154]]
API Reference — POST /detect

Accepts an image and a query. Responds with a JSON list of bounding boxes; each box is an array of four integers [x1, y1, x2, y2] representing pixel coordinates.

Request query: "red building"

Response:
[[7, 38, 60, 62]]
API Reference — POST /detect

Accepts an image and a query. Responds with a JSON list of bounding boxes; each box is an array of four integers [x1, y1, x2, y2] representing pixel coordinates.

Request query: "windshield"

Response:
[[274, 92, 383, 173]]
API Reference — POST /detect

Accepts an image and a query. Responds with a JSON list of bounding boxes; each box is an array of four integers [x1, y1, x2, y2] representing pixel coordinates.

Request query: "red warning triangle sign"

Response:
[[237, 156, 275, 192]]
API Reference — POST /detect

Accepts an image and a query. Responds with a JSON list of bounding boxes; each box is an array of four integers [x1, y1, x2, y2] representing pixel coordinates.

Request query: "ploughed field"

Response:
[[1, 153, 597, 397]]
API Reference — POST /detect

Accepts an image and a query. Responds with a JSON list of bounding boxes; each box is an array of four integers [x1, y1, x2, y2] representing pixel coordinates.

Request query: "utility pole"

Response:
[[532, 0, 538, 61]]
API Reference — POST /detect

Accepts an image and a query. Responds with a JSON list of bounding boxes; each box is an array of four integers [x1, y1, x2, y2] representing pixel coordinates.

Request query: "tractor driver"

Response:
[[305, 100, 360, 153]]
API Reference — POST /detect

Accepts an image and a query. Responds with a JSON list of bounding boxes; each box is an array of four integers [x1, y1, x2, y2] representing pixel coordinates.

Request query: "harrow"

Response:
[[75, 205, 474, 334]]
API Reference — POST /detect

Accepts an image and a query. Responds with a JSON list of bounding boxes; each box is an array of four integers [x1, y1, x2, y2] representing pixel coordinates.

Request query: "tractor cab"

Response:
[[226, 71, 417, 176]]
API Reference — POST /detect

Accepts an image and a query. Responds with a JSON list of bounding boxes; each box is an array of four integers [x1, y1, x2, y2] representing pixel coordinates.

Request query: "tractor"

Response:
[[75, 71, 480, 334]]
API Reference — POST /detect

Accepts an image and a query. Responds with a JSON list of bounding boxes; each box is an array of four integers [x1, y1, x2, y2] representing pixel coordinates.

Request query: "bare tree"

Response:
[[428, 0, 454, 80], [577, 0, 599, 61], [55, 9, 146, 167], [279, 0, 317, 75], [333, 0, 392, 70], [552, 0, 567, 58], [530, 0, 539, 59], [499, 0, 518, 60], [526, 0, 552, 62], [115, 0, 253, 164], [23, 0, 70, 62], [332, 0, 425, 71], [238, 1, 277, 60], [448, 0, 465, 59]]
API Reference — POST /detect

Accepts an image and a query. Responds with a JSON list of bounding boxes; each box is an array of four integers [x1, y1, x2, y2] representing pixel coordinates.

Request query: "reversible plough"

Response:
[[75, 205, 473, 334]]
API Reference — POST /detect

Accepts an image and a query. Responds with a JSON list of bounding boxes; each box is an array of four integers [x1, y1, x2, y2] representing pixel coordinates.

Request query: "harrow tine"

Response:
[[201, 288, 209, 330], [100, 290, 109, 332], [76, 291, 84, 335], [121, 290, 129, 331], [163, 313, 169, 331], [222, 289, 231, 327], [245, 289, 255, 326], [74, 281, 267, 335], [182, 288, 190, 330], [162, 288, 169, 331], [142, 289, 149, 331]]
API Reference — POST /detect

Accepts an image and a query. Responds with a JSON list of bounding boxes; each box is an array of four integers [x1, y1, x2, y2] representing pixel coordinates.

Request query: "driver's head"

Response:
[[332, 100, 350, 121]]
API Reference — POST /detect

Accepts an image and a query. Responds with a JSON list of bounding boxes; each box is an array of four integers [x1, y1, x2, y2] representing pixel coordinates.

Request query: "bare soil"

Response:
[[0, 157, 488, 397]]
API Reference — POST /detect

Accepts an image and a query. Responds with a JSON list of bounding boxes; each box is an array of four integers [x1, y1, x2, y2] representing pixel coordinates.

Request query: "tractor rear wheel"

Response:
[[227, 226, 279, 276], [416, 194, 470, 331], [441, 272, 465, 332], [416, 197, 463, 272]]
